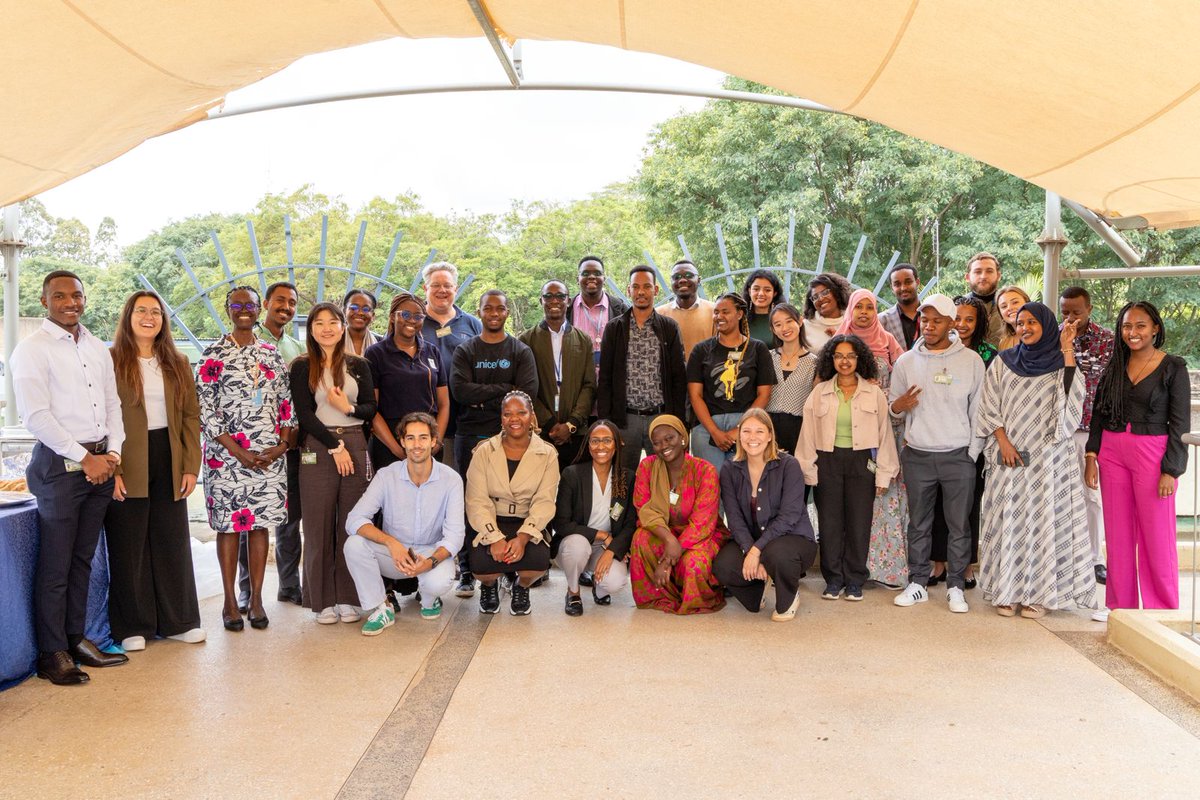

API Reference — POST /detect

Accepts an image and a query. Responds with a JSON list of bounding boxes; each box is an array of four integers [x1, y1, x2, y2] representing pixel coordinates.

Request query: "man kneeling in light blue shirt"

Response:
[[345, 412, 464, 635]]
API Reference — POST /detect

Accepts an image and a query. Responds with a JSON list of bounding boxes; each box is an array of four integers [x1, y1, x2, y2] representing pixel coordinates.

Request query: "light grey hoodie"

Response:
[[888, 337, 985, 458]]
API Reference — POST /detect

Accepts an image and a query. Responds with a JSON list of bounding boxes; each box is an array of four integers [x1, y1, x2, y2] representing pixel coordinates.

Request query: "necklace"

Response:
[[1129, 351, 1161, 384]]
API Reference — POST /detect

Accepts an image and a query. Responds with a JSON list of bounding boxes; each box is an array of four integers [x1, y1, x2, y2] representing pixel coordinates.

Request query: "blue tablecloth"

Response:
[[0, 501, 113, 690]]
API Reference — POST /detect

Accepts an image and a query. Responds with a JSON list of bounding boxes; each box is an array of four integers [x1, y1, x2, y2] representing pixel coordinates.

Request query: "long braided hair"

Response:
[[387, 291, 427, 339], [1093, 301, 1166, 426], [714, 292, 753, 400], [500, 389, 539, 435], [952, 295, 990, 353]]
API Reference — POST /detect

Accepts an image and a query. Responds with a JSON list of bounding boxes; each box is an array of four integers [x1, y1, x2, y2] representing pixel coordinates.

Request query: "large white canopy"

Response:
[[4, 1, 1200, 229]]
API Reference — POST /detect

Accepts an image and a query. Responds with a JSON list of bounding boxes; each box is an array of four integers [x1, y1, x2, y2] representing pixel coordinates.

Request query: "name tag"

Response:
[[65, 459, 83, 472], [436, 326, 452, 338], [428, 358, 438, 370], [866, 458, 878, 474], [301, 450, 317, 465], [728, 352, 742, 361], [933, 372, 953, 385], [668, 491, 680, 506], [252, 388, 263, 407], [610, 502, 624, 520]]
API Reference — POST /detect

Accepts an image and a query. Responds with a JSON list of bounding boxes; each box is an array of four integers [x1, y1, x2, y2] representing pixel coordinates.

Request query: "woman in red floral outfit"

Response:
[[197, 286, 296, 632]]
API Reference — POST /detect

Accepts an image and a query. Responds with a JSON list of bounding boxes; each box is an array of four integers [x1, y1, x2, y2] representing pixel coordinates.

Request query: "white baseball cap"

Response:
[[916, 293, 957, 320]]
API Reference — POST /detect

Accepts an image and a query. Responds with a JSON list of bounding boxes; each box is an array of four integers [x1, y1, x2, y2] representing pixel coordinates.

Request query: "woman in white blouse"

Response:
[[765, 303, 817, 454]]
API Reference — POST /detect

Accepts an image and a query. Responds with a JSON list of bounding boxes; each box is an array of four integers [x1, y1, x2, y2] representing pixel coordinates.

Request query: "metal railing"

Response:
[[1183, 432, 1200, 644]]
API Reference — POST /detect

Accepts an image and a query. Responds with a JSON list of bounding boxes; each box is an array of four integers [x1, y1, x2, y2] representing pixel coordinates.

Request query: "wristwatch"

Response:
[[106, 451, 121, 464], [429, 554, 443, 568]]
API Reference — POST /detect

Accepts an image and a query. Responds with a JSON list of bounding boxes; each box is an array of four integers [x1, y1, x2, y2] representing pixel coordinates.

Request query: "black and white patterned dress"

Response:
[[975, 359, 1097, 609], [196, 336, 296, 533]]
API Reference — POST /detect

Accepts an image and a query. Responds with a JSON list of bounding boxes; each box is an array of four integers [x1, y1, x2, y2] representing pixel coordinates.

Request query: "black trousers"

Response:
[[714, 536, 817, 614], [239, 447, 302, 601], [769, 412, 802, 455], [26, 442, 114, 654], [814, 447, 874, 588], [454, 434, 488, 576], [468, 518, 552, 574], [105, 428, 200, 640]]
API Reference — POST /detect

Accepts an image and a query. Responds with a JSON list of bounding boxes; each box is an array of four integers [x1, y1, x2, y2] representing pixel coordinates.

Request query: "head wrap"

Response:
[[998, 301, 1064, 378], [835, 289, 905, 365], [637, 415, 690, 531]]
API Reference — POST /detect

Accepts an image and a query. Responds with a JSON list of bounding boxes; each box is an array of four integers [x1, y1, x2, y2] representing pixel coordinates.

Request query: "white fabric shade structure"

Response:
[[3, 0, 1200, 229]]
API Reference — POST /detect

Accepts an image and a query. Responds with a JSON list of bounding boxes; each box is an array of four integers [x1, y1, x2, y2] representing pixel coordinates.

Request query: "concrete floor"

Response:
[[2, 573, 1199, 800]]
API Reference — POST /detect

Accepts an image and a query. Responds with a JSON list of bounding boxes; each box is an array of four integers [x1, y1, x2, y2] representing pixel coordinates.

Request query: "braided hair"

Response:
[[225, 285, 262, 331], [500, 389, 539, 435], [714, 292, 753, 395], [386, 291, 426, 339], [952, 295, 989, 353], [1093, 301, 1166, 426], [574, 420, 629, 502]]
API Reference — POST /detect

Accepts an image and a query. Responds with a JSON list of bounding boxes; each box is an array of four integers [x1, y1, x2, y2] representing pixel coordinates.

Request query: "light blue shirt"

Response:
[[345, 460, 465, 556]]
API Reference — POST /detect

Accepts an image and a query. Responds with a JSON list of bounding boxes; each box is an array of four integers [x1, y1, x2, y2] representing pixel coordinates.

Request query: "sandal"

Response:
[[996, 604, 1017, 617], [1019, 604, 1046, 619]]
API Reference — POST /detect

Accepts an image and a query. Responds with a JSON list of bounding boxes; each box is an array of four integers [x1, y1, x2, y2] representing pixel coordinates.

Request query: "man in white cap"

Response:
[[888, 293, 985, 614]]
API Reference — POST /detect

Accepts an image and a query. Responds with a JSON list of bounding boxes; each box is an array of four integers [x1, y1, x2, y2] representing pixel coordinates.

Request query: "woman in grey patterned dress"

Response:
[[976, 302, 1097, 618], [197, 286, 297, 631]]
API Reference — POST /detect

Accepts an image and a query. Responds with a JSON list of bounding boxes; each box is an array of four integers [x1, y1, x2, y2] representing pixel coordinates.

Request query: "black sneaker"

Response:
[[455, 572, 476, 598], [479, 582, 500, 614], [821, 582, 843, 600], [564, 591, 583, 617], [844, 584, 864, 601], [510, 582, 532, 616]]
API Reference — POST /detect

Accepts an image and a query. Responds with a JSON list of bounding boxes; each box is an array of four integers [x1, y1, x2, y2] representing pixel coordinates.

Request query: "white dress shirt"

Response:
[[12, 318, 125, 462], [587, 468, 613, 534]]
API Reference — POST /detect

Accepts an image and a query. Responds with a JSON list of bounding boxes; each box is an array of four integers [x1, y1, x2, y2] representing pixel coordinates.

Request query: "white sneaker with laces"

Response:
[[894, 582, 928, 607], [947, 586, 969, 613], [121, 636, 146, 652], [316, 607, 338, 624]]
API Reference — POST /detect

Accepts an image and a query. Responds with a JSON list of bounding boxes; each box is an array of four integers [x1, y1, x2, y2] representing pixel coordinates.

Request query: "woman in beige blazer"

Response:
[[105, 291, 204, 651], [465, 390, 561, 616]]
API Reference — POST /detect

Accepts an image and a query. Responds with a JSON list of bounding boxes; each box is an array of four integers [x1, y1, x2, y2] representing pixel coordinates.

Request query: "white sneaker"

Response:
[[947, 587, 969, 614], [167, 628, 206, 644], [1091, 608, 1111, 623], [121, 636, 146, 652], [894, 583, 928, 607], [316, 606, 338, 624], [336, 604, 361, 623], [771, 590, 802, 622]]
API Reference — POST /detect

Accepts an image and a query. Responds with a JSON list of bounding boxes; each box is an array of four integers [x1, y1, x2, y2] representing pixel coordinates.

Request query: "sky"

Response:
[[36, 38, 726, 247]]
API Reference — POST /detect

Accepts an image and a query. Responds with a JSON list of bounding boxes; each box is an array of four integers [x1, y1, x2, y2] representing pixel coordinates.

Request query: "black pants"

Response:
[[931, 454, 984, 563], [105, 428, 200, 640], [468, 517, 552, 574], [714, 536, 817, 614], [454, 434, 488, 577], [769, 412, 802, 455], [26, 442, 114, 654], [814, 447, 874, 588], [239, 447, 302, 601], [547, 432, 585, 472]]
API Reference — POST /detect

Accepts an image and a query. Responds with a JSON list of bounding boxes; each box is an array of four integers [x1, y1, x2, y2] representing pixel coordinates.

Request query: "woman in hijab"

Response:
[[628, 414, 728, 614], [834, 288, 909, 589], [976, 301, 1097, 618]]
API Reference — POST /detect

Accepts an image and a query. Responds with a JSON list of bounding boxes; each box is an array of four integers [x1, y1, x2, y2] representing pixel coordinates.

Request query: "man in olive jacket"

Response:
[[519, 280, 597, 470]]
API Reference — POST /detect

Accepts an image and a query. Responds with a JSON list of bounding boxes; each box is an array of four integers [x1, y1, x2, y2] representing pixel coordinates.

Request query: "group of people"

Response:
[[11, 250, 1189, 686]]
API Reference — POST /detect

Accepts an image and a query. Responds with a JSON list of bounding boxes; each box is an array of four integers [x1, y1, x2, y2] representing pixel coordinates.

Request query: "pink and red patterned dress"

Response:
[[629, 454, 728, 614], [196, 335, 296, 533]]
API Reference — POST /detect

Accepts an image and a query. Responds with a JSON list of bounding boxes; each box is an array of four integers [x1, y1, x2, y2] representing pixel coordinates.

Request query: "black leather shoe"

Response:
[[37, 651, 89, 685], [565, 591, 583, 617], [964, 577, 978, 590], [277, 587, 303, 606], [70, 638, 129, 668], [223, 612, 244, 632], [591, 584, 612, 606], [248, 612, 270, 630], [928, 571, 944, 587], [1095, 564, 1107, 585], [579, 571, 595, 588]]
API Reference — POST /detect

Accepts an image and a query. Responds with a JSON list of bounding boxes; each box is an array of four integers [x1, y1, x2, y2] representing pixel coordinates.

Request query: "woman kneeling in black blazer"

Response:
[[552, 420, 636, 616], [714, 408, 817, 621]]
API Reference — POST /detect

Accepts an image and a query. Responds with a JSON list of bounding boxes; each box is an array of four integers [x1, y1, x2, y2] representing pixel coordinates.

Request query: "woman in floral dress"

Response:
[[629, 415, 727, 614], [197, 286, 296, 632]]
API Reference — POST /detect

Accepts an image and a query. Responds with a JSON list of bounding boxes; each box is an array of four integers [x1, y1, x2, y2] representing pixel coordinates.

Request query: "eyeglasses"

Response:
[[228, 302, 259, 312], [426, 282, 455, 292], [346, 303, 374, 314], [811, 289, 832, 302], [589, 436, 615, 446], [132, 307, 163, 318], [542, 292, 569, 301], [833, 353, 858, 361], [395, 310, 426, 323], [672, 272, 699, 281], [580, 270, 604, 279]]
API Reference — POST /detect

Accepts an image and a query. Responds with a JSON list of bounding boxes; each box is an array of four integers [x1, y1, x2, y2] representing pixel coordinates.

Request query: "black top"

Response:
[[287, 355, 377, 450], [364, 335, 445, 421], [551, 462, 637, 560], [686, 336, 776, 415], [595, 309, 687, 427], [719, 453, 814, 551], [1086, 354, 1191, 476], [899, 313, 918, 350], [449, 335, 539, 438]]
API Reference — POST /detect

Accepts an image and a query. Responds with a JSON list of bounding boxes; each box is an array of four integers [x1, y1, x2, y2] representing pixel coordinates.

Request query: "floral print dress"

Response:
[[196, 336, 295, 533], [867, 355, 909, 587]]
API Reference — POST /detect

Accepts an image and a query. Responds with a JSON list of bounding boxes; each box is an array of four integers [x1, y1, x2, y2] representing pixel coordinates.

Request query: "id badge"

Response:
[[300, 450, 317, 465], [252, 388, 263, 407], [436, 326, 452, 338], [610, 502, 624, 520], [668, 491, 680, 506], [933, 372, 953, 386], [552, 394, 559, 412], [65, 459, 83, 473], [866, 458, 878, 474]]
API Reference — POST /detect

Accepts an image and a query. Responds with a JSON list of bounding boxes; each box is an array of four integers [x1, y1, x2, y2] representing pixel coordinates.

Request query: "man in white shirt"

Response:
[[12, 270, 129, 684]]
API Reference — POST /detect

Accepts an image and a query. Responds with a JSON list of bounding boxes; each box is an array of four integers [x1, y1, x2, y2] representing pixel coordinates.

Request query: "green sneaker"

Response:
[[361, 605, 395, 636], [419, 598, 443, 620]]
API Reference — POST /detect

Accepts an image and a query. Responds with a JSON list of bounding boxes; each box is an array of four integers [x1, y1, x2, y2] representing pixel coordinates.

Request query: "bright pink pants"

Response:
[[1097, 427, 1179, 609]]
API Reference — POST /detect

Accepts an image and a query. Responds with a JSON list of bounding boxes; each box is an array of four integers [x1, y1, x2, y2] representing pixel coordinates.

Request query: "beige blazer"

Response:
[[795, 378, 899, 489], [465, 433, 561, 546], [111, 352, 202, 500]]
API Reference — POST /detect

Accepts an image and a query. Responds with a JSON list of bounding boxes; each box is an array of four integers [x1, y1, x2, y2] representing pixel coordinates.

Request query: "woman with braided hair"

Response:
[[686, 292, 776, 470], [464, 390, 561, 615]]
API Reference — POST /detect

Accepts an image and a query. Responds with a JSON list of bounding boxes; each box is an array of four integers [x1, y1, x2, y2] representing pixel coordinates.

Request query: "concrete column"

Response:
[[1, 205, 26, 429]]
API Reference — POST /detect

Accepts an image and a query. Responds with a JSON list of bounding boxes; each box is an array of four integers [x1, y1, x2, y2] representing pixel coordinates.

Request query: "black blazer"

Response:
[[719, 452, 814, 552], [595, 309, 687, 427], [1087, 354, 1191, 477], [288, 355, 377, 449], [551, 462, 637, 560]]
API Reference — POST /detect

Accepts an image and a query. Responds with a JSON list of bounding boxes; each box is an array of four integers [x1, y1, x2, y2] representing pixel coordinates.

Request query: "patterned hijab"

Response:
[[835, 289, 904, 365], [637, 415, 690, 531], [998, 301, 1064, 377]]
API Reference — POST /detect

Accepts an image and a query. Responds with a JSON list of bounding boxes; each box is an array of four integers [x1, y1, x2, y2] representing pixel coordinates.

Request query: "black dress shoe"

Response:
[[70, 638, 129, 668], [223, 612, 244, 632], [928, 572, 944, 587], [277, 587, 303, 606], [579, 571, 595, 588], [248, 612, 269, 630], [591, 584, 612, 606], [564, 591, 583, 617], [964, 577, 978, 590], [1095, 564, 1107, 585], [37, 651, 89, 685]]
